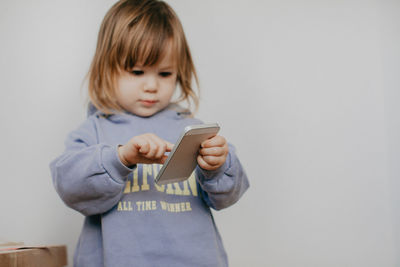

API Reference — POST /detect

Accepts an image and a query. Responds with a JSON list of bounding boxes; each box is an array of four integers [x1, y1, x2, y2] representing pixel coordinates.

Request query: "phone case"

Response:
[[155, 123, 220, 185]]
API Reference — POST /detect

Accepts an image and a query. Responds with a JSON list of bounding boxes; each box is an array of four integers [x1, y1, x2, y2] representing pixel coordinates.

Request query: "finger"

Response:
[[147, 133, 174, 152], [201, 135, 226, 148], [199, 147, 225, 157], [197, 155, 220, 171], [135, 139, 149, 154], [202, 155, 223, 166], [160, 155, 169, 164], [155, 141, 174, 158], [142, 138, 158, 158], [147, 134, 170, 159], [166, 142, 174, 152], [154, 142, 168, 159], [197, 155, 212, 169]]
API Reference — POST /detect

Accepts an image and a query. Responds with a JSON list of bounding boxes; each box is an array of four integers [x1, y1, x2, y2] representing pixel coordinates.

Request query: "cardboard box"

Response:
[[0, 245, 67, 267]]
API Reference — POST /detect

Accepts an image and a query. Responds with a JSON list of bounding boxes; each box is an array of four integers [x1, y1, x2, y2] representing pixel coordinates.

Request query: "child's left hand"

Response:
[[197, 135, 229, 171]]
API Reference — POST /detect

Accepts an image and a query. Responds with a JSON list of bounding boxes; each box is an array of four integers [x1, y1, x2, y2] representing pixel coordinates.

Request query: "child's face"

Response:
[[116, 51, 177, 117]]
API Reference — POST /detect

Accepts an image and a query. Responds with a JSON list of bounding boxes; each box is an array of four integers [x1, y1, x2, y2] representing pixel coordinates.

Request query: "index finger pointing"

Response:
[[166, 142, 174, 152]]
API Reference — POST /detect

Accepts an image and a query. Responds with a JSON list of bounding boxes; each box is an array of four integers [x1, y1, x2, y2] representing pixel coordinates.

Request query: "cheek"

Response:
[[115, 84, 138, 107], [116, 80, 129, 97], [115, 87, 128, 103], [162, 79, 177, 94], [118, 79, 138, 96]]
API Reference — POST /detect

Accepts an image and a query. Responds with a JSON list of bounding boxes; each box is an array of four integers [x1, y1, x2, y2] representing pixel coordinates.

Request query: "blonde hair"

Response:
[[87, 0, 199, 114]]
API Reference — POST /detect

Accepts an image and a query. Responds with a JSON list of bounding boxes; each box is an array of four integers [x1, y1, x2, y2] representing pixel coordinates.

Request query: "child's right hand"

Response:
[[118, 134, 174, 167]]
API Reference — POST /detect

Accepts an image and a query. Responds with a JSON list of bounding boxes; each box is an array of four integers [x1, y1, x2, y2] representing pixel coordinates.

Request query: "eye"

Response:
[[159, 72, 172, 77], [131, 70, 144, 76]]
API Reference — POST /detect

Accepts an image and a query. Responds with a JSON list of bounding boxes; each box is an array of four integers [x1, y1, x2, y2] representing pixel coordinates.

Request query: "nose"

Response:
[[144, 75, 158, 92]]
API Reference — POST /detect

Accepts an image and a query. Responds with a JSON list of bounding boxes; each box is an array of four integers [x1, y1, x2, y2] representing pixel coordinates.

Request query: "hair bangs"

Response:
[[121, 7, 177, 71]]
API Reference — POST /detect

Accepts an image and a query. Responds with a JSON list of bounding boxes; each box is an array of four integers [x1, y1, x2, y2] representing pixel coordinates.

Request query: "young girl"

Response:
[[50, 0, 249, 266]]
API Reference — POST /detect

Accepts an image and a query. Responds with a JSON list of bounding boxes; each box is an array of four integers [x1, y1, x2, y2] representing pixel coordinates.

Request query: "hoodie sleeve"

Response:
[[195, 143, 249, 210], [50, 117, 132, 216]]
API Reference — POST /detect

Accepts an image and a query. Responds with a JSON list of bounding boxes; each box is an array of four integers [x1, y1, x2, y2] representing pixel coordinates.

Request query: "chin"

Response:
[[135, 109, 158, 117]]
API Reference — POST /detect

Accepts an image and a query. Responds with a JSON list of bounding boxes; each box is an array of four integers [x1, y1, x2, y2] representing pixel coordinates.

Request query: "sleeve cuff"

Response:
[[101, 145, 134, 184]]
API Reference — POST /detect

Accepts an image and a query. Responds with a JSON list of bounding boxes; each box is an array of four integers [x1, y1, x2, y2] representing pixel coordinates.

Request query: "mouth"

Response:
[[140, 100, 158, 107]]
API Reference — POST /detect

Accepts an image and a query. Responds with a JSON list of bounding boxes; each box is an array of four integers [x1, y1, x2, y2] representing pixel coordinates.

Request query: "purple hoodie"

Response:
[[50, 105, 249, 267]]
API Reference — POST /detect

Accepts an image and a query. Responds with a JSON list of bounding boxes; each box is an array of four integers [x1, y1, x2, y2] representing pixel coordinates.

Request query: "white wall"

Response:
[[380, 0, 400, 266], [0, 1, 398, 266]]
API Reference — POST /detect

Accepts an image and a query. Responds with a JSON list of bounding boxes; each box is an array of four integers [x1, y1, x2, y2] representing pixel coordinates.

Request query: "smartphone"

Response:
[[155, 123, 220, 185]]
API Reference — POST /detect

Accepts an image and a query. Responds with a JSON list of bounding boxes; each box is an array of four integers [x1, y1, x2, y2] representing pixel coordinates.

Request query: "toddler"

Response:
[[50, 0, 249, 266]]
